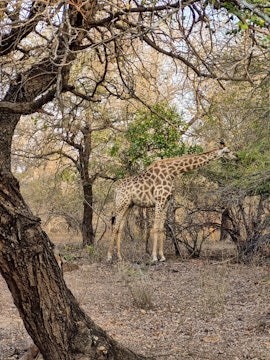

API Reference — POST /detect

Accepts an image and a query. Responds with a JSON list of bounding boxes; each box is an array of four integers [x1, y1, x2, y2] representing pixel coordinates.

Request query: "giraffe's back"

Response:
[[115, 170, 173, 209]]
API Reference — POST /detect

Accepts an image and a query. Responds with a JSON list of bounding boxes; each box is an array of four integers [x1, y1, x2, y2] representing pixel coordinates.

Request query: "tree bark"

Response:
[[79, 126, 96, 246], [82, 182, 95, 246], [0, 106, 145, 359], [0, 171, 147, 360], [0, 112, 20, 171], [0, 46, 146, 359], [220, 208, 231, 241], [165, 197, 181, 257]]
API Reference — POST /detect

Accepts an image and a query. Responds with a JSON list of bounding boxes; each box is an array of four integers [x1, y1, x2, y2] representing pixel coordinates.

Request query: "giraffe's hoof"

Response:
[[159, 256, 166, 262], [151, 257, 158, 264]]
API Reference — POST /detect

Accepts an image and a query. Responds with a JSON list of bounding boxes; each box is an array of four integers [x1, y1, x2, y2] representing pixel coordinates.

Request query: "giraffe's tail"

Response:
[[111, 215, 116, 226]]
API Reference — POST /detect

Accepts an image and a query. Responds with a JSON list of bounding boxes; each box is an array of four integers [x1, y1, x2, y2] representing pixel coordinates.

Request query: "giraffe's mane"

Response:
[[147, 148, 219, 169]]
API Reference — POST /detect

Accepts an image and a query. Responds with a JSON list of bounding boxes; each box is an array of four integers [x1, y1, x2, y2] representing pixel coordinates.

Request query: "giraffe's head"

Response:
[[217, 141, 238, 160]]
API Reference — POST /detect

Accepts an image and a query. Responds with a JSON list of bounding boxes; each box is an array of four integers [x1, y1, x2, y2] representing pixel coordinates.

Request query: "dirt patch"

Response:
[[1, 256, 270, 359]]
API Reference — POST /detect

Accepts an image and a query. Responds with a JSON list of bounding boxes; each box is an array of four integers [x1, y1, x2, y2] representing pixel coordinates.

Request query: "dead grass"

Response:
[[1, 239, 270, 360], [118, 262, 154, 310]]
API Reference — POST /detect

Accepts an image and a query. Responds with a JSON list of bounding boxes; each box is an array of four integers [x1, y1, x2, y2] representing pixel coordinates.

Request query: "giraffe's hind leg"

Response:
[[107, 206, 130, 262], [107, 217, 117, 262]]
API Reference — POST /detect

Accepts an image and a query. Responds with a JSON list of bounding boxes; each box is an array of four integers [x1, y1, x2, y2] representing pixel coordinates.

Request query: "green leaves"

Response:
[[125, 102, 185, 166], [238, 21, 249, 30], [234, 144, 270, 197], [110, 102, 202, 176], [222, 0, 270, 42]]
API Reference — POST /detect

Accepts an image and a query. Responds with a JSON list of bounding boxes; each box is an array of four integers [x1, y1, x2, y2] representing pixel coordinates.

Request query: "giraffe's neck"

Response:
[[148, 148, 222, 178]]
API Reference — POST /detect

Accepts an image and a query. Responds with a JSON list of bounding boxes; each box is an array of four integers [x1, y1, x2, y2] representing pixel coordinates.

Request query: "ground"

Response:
[[1, 244, 270, 360]]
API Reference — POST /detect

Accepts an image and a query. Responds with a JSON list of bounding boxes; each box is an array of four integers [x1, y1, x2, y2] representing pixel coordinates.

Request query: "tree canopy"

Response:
[[110, 102, 203, 174], [1, 1, 270, 119]]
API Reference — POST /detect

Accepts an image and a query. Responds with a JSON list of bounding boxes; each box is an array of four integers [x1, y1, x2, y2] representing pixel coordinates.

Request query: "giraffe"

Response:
[[107, 142, 237, 262]]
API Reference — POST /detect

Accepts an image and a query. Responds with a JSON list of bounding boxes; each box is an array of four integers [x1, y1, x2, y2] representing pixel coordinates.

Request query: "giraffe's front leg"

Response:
[[151, 204, 167, 262], [158, 230, 166, 262], [150, 228, 165, 262], [158, 205, 169, 262], [150, 228, 159, 263]]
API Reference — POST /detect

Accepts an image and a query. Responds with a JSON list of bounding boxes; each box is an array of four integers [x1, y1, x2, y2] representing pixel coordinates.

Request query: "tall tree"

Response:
[[59, 112, 114, 246], [1, 1, 270, 358]]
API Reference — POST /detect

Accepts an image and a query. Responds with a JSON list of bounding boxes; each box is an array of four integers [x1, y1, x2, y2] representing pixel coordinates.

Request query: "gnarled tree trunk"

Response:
[[0, 1, 147, 354], [0, 110, 146, 359]]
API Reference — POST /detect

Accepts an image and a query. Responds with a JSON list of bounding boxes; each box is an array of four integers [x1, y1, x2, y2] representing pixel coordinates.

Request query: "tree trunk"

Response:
[[0, 172, 147, 360], [220, 208, 231, 241], [79, 126, 96, 247], [82, 183, 95, 246], [166, 197, 181, 256], [0, 112, 146, 360], [0, 111, 20, 171], [0, 1, 147, 357]]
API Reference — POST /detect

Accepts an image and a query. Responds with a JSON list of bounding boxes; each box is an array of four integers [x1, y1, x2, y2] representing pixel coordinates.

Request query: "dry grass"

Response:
[[118, 262, 154, 310], [1, 236, 270, 359]]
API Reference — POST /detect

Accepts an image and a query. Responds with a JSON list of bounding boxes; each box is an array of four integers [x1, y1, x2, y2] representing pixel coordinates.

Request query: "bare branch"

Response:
[[1, 1, 46, 56], [0, 88, 56, 114]]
